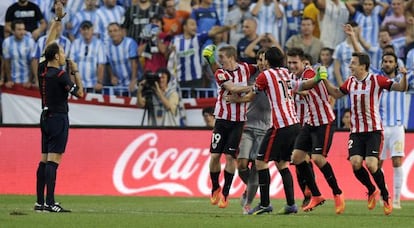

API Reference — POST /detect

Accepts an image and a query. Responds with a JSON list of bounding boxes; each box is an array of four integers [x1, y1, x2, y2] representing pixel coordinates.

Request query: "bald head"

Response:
[[242, 18, 257, 37]]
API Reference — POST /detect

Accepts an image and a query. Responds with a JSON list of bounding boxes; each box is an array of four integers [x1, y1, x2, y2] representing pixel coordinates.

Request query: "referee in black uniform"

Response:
[[34, 41, 84, 213]]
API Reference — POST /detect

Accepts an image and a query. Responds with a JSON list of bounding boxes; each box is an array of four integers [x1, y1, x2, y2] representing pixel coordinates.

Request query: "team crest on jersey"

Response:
[[217, 73, 226, 81]]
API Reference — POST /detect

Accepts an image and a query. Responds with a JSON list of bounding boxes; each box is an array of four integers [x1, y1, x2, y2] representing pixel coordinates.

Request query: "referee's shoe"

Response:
[[44, 203, 71, 213]]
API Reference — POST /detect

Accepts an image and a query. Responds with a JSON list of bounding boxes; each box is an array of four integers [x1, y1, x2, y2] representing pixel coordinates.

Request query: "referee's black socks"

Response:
[[45, 161, 59, 206], [36, 162, 46, 205]]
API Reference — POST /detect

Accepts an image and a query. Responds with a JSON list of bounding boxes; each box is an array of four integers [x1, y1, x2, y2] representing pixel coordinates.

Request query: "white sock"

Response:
[[393, 166, 403, 202]]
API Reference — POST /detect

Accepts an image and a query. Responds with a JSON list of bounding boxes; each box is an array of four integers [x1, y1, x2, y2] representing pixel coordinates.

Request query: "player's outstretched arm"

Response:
[[391, 67, 408, 92]]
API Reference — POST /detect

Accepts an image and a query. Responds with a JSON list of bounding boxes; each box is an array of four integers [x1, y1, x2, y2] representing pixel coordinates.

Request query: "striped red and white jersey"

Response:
[[214, 62, 256, 122], [292, 72, 308, 126], [256, 67, 299, 129], [294, 93, 308, 126], [300, 68, 335, 126], [340, 73, 393, 133]]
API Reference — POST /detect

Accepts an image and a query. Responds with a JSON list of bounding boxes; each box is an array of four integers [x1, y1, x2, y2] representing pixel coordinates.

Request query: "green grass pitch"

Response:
[[1, 195, 413, 228]]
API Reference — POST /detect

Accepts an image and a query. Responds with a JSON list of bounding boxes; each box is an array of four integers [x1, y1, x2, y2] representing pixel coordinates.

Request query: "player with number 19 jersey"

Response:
[[214, 62, 256, 122]]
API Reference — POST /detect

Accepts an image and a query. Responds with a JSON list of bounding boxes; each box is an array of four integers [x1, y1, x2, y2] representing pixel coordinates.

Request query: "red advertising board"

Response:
[[1, 127, 413, 200]]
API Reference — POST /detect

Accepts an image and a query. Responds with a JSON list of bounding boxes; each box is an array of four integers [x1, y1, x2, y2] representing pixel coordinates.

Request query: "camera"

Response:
[[141, 24, 160, 41], [140, 71, 160, 98]]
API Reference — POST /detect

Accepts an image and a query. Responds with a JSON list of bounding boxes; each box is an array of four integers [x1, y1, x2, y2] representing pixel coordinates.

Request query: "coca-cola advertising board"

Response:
[[1, 127, 414, 200]]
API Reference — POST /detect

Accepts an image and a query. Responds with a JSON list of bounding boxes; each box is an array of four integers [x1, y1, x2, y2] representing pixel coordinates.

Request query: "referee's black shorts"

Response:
[[41, 112, 69, 154]]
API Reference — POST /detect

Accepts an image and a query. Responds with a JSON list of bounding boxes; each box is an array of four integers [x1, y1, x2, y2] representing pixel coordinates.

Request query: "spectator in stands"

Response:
[[346, 0, 389, 45], [302, 0, 320, 38], [0, 0, 14, 85], [318, 47, 336, 86], [43, 0, 72, 39], [0, 0, 14, 40], [402, 16, 414, 62], [341, 108, 351, 130], [5, 0, 47, 41], [356, 28, 405, 70], [202, 106, 215, 129], [191, 0, 222, 46], [1, 20, 36, 88], [225, 0, 253, 47], [333, 22, 362, 86], [31, 20, 71, 86], [237, 18, 259, 64], [67, 0, 99, 41], [381, 0, 406, 40], [65, 0, 85, 15], [244, 32, 282, 61], [70, 21, 106, 93], [250, 0, 286, 46], [407, 49, 414, 71], [162, 0, 190, 36], [138, 15, 171, 73], [213, 0, 232, 25], [96, 0, 125, 45], [137, 68, 179, 126], [30, 0, 54, 21], [313, 0, 349, 50], [407, 0, 414, 18], [167, 18, 231, 90], [106, 22, 138, 95], [285, 17, 323, 64], [280, 0, 304, 40], [122, 0, 163, 44]]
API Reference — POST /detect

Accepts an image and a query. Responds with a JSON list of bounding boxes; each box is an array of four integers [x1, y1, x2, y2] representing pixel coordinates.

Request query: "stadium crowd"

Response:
[[0, 0, 413, 127]]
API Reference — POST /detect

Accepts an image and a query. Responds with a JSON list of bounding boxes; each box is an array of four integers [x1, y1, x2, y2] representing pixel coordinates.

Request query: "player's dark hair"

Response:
[[44, 43, 60, 62], [256, 48, 268, 60], [286, 47, 305, 58], [265, 47, 284, 68], [352, 52, 370, 70]]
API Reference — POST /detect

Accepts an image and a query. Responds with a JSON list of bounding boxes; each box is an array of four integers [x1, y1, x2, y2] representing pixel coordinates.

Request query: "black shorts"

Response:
[[348, 131, 384, 159], [41, 112, 69, 154], [294, 122, 335, 157], [257, 124, 301, 163], [210, 119, 245, 158]]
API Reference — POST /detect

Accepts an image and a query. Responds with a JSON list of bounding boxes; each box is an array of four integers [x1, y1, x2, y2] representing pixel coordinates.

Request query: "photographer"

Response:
[[137, 68, 179, 126], [138, 15, 170, 73]]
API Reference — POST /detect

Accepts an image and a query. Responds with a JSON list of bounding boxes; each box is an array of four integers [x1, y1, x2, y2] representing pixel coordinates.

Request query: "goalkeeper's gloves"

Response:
[[202, 44, 216, 65], [314, 66, 328, 82]]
